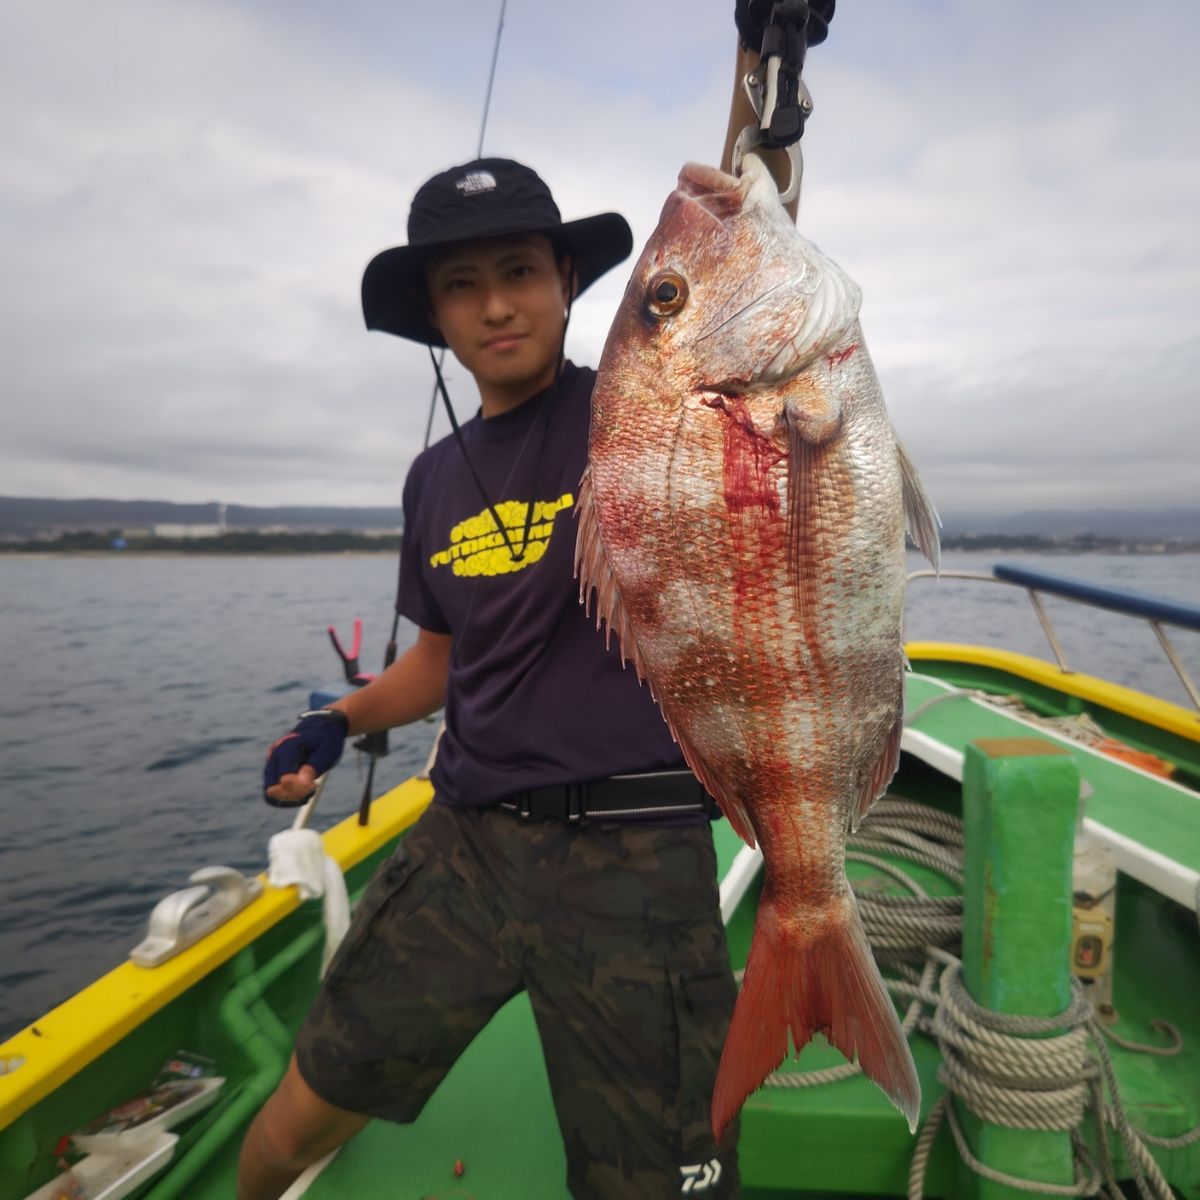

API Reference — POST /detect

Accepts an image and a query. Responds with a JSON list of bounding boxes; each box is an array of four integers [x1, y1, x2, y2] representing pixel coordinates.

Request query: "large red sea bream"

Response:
[[576, 155, 940, 1140]]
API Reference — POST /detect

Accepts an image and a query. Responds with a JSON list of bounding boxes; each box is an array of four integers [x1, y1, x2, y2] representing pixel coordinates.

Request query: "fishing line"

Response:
[[420, 0, 509, 454], [475, 0, 508, 160], [428, 279, 576, 566]]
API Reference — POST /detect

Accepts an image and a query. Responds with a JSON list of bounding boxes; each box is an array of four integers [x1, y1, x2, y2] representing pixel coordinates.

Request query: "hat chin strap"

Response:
[[426, 278, 574, 566]]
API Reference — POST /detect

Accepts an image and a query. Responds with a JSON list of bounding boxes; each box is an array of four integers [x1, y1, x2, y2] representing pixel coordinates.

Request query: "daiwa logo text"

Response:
[[680, 1159, 722, 1192], [455, 171, 497, 195]]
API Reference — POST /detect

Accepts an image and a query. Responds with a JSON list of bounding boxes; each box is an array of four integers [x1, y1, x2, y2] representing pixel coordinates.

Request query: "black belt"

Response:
[[497, 770, 714, 822]]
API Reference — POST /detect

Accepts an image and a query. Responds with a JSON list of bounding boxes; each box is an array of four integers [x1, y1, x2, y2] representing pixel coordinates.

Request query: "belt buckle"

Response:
[[565, 782, 585, 823]]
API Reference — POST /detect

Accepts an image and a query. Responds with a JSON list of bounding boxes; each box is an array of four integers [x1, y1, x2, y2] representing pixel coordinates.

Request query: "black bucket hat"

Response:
[[361, 157, 634, 347]]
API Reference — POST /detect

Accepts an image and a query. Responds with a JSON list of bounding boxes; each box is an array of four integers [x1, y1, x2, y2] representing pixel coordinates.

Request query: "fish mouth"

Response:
[[678, 162, 741, 198], [675, 162, 747, 226]]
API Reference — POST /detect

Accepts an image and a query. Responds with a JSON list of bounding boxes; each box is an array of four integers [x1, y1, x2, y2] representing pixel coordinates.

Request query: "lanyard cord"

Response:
[[426, 282, 575, 565]]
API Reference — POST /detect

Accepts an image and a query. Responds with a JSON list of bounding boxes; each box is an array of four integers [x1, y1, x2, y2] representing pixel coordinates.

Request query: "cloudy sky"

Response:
[[2, 0, 1197, 518]]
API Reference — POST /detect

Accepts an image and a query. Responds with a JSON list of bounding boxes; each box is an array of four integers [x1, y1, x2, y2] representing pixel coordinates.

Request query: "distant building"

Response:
[[152, 524, 224, 539]]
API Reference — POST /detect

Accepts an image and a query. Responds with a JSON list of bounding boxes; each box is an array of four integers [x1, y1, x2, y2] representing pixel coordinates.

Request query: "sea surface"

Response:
[[1, 550, 1197, 1039]]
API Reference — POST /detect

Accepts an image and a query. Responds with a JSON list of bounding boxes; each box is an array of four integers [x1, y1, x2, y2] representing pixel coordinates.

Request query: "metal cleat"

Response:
[[130, 867, 262, 968]]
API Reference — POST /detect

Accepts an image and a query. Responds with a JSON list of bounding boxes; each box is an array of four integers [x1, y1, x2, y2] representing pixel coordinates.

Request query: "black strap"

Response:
[[425, 260, 576, 566], [498, 770, 716, 822], [428, 345, 545, 563]]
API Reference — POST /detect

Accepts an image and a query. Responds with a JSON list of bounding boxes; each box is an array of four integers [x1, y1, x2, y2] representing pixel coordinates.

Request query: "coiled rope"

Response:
[[748, 793, 1200, 1198]]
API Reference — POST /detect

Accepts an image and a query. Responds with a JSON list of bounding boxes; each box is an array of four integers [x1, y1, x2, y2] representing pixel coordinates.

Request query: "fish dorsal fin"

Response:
[[896, 437, 941, 571], [574, 466, 649, 682]]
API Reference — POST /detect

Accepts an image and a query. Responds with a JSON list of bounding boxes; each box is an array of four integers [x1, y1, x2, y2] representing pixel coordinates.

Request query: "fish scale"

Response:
[[576, 155, 939, 1141]]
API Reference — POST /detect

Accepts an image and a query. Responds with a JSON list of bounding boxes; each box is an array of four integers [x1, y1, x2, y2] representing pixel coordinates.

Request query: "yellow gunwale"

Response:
[[905, 641, 1200, 743], [0, 778, 434, 1129], [5, 645, 1194, 1131]]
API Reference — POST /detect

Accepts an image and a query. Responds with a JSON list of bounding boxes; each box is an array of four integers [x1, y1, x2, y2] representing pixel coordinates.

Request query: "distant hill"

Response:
[[0, 496, 403, 537], [1, 495, 1196, 542], [941, 507, 1199, 540]]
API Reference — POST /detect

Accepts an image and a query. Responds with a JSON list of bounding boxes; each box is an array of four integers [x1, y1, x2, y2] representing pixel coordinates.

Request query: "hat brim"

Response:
[[360, 212, 633, 347]]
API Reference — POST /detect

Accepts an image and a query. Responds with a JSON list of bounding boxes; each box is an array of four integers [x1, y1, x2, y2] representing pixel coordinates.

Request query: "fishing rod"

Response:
[[354, 0, 510, 827]]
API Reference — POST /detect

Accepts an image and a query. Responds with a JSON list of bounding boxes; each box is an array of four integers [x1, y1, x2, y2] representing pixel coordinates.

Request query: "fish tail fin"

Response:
[[711, 893, 920, 1142]]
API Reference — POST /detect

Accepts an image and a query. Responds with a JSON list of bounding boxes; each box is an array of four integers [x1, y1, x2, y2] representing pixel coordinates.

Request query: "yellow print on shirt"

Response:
[[429, 493, 574, 577]]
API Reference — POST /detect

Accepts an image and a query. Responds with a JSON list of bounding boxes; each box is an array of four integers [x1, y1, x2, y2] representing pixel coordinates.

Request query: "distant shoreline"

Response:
[[0, 549, 398, 559], [2, 535, 1198, 558], [0, 531, 401, 556]]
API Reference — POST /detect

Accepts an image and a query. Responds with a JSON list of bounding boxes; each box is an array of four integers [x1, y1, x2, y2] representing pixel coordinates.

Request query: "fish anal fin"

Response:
[[896, 437, 941, 572], [658, 709, 758, 849], [853, 713, 902, 832], [714, 795, 758, 848], [707, 782, 758, 849], [711, 895, 920, 1142]]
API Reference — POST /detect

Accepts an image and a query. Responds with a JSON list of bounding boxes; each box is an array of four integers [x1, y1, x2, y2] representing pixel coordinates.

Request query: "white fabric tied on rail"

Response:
[[268, 829, 351, 976]]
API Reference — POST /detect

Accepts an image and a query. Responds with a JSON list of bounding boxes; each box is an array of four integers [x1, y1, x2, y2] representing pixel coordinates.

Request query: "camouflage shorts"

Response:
[[295, 799, 740, 1199]]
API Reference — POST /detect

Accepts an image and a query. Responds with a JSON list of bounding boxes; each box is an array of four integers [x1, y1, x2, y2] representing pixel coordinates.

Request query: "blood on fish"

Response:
[[826, 344, 858, 367], [718, 400, 783, 515]]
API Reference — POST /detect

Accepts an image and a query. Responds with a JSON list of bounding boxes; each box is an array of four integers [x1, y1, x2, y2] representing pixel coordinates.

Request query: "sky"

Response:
[[2, 0, 1197, 519]]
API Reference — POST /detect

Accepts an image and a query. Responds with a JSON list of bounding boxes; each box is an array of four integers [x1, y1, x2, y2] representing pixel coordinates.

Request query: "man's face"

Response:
[[425, 234, 571, 405]]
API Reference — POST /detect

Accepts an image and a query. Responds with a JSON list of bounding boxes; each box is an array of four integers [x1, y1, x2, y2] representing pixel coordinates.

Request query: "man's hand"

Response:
[[735, 0, 835, 54], [263, 709, 349, 806]]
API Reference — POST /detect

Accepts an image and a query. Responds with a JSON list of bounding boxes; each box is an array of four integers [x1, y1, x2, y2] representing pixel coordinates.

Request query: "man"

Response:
[[239, 8, 833, 1199]]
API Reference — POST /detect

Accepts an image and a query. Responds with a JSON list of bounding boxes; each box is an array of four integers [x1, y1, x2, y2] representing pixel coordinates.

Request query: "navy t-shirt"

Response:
[[397, 361, 688, 808]]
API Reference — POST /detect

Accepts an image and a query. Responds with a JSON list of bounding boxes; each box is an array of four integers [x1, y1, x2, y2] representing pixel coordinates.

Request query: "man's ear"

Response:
[[421, 291, 441, 337], [559, 257, 578, 306]]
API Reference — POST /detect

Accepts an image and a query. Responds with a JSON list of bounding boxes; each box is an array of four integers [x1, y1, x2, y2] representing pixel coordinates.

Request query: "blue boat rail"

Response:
[[906, 562, 1200, 715]]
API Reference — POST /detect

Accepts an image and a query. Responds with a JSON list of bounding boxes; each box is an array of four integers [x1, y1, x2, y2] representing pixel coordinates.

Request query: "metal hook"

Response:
[[733, 62, 808, 208], [731, 123, 803, 208]]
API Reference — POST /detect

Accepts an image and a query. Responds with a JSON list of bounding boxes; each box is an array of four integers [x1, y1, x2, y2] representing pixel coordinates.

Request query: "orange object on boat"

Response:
[[1094, 738, 1176, 778]]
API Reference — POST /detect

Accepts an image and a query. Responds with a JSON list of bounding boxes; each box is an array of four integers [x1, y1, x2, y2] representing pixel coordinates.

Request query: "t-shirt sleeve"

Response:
[[396, 461, 452, 634]]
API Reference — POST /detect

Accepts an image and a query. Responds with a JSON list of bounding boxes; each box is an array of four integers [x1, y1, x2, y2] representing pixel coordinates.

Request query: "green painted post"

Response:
[[957, 737, 1080, 1200]]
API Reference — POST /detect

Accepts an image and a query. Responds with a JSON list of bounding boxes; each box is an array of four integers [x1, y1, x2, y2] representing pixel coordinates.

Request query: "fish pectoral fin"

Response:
[[896, 436, 941, 572], [574, 467, 649, 681], [782, 397, 844, 609], [782, 388, 842, 447]]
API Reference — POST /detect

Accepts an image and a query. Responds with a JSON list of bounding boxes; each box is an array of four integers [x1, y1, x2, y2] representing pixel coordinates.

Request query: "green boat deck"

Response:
[[179, 817, 964, 1200]]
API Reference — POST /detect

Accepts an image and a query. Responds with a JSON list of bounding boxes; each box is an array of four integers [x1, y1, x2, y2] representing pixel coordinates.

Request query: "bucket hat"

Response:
[[361, 157, 633, 347]]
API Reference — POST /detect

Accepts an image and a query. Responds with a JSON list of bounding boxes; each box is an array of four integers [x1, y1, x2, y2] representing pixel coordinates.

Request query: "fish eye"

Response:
[[645, 271, 689, 319]]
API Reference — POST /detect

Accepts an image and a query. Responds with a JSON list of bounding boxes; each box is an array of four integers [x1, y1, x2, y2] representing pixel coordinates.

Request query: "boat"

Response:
[[2, 562, 1198, 1200]]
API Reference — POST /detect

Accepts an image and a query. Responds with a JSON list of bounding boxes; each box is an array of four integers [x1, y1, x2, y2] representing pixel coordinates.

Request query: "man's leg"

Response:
[[237, 1055, 368, 1200], [236, 801, 522, 1199], [529, 820, 741, 1200]]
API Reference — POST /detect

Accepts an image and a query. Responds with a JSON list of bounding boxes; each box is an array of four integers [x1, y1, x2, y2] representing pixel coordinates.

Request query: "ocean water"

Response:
[[1, 550, 1197, 1038]]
